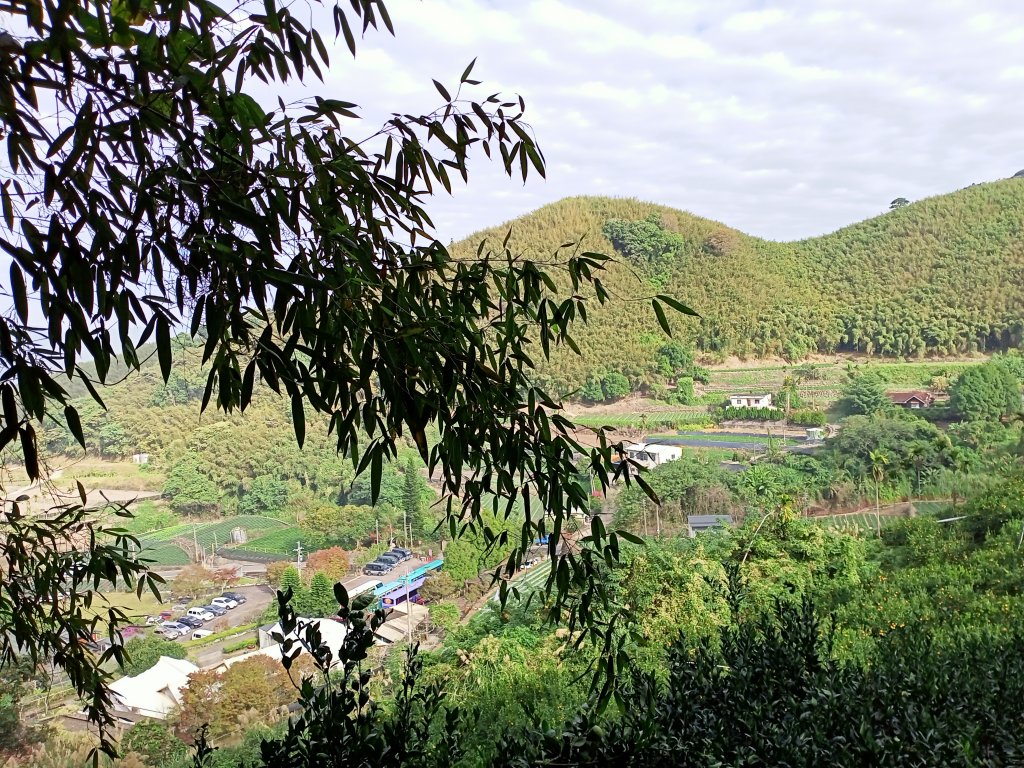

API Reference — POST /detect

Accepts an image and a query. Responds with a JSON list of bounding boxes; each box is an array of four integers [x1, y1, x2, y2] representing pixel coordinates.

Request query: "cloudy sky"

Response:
[[311, 0, 1022, 242]]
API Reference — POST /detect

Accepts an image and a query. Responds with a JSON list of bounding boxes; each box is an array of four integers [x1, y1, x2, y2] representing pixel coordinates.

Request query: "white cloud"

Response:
[[722, 8, 788, 33], [294, 0, 1024, 242]]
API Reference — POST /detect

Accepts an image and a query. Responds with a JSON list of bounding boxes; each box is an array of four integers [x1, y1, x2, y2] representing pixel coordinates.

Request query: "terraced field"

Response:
[[134, 515, 292, 565], [234, 527, 304, 556]]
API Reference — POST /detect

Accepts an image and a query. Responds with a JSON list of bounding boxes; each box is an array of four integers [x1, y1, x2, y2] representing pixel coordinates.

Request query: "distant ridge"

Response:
[[453, 179, 1024, 394]]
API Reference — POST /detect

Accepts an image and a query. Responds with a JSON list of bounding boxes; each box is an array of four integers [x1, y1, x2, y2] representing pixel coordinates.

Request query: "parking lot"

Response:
[[150, 584, 273, 639]]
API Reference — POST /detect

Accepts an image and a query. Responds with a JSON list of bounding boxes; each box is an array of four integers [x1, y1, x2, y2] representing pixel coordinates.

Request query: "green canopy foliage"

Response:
[[950, 361, 1022, 420], [121, 635, 188, 677], [840, 372, 891, 416]]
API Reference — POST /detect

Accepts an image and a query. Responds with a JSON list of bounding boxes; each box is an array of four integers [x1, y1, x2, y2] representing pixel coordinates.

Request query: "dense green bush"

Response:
[[122, 635, 188, 677], [950, 361, 1022, 421], [840, 373, 891, 415], [240, 581, 1024, 768], [718, 405, 825, 426], [494, 598, 1024, 768], [788, 409, 828, 426], [719, 405, 783, 421], [222, 637, 258, 654]]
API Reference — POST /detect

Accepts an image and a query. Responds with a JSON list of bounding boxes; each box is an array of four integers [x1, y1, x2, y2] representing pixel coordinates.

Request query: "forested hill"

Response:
[[453, 179, 1024, 395]]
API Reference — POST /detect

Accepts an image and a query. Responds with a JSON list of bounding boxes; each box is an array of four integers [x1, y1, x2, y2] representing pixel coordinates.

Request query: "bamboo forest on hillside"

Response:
[[453, 182, 1024, 397], [3, 0, 1024, 767]]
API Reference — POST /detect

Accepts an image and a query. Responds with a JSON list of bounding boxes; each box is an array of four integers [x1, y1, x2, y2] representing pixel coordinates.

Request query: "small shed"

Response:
[[687, 514, 734, 537], [805, 427, 825, 442], [624, 442, 684, 470]]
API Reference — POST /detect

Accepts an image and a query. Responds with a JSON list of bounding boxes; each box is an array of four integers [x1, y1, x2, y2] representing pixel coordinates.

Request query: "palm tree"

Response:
[[908, 443, 927, 496], [869, 450, 889, 536]]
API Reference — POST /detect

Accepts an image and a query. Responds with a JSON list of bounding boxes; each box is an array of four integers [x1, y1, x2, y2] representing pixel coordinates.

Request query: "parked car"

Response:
[[191, 629, 214, 640], [363, 561, 393, 576], [387, 548, 413, 562], [158, 621, 188, 639], [177, 616, 204, 629], [203, 604, 227, 617], [376, 552, 401, 565], [145, 615, 163, 625], [186, 607, 215, 622], [211, 596, 238, 610], [221, 592, 247, 604]]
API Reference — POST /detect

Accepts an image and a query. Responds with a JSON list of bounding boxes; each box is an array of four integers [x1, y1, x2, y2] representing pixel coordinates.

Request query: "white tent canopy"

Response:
[[109, 656, 198, 720]]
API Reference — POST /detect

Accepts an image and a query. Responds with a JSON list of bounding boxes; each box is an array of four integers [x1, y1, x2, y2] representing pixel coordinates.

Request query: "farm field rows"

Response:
[[704, 359, 975, 395], [135, 516, 294, 566]]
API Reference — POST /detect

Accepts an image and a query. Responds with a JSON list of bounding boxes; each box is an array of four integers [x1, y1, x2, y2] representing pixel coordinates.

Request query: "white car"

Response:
[[211, 596, 238, 610], [186, 607, 215, 622], [156, 622, 186, 639]]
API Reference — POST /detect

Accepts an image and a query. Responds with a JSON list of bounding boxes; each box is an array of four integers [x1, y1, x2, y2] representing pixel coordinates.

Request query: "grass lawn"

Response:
[[83, 589, 166, 624]]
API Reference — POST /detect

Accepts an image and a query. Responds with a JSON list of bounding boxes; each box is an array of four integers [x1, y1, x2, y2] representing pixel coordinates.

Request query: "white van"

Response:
[[191, 629, 214, 640], [187, 607, 214, 622]]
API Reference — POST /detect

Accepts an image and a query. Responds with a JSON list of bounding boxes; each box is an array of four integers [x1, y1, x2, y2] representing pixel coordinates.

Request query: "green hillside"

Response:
[[453, 179, 1024, 395]]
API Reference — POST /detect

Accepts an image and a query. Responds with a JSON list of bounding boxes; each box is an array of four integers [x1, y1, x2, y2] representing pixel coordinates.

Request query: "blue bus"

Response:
[[372, 559, 444, 607]]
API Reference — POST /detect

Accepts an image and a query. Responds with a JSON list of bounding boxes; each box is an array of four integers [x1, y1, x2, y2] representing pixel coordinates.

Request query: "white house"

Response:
[[624, 443, 684, 470], [257, 617, 349, 668], [109, 656, 198, 720], [728, 393, 773, 408]]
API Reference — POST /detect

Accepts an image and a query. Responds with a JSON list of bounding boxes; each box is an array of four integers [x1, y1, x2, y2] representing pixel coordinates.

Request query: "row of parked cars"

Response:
[[363, 547, 413, 575], [148, 592, 247, 640]]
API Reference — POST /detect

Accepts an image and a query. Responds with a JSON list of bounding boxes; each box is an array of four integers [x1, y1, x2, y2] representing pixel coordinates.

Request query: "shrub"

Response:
[[720, 405, 783, 422], [789, 410, 827, 427], [428, 602, 461, 634], [222, 636, 258, 654]]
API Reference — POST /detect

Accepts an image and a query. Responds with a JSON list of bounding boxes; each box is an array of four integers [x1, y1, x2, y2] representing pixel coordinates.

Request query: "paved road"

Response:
[[340, 557, 431, 595]]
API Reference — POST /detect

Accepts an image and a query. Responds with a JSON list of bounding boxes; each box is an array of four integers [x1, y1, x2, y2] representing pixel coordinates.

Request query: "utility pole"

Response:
[[192, 524, 200, 564], [655, 504, 662, 537], [405, 572, 412, 644], [211, 532, 218, 566], [641, 499, 649, 537]]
